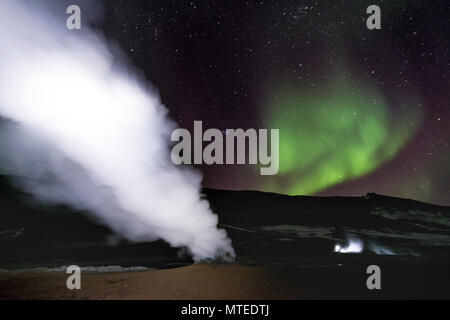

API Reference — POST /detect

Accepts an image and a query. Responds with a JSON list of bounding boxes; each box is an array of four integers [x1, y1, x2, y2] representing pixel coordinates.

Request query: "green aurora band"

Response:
[[265, 76, 421, 195]]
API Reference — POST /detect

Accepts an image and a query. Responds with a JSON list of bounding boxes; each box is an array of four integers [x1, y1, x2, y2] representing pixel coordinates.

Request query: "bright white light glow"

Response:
[[334, 238, 364, 253]]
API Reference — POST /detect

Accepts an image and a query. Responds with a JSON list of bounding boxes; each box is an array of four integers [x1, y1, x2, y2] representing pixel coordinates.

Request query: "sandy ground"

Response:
[[3, 262, 445, 299], [0, 264, 316, 300]]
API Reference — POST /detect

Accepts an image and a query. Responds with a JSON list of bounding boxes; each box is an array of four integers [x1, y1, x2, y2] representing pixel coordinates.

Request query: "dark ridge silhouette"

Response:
[[0, 174, 449, 269]]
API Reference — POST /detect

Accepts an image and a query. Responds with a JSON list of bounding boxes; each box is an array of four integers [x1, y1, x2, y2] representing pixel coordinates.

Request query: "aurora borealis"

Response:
[[265, 73, 422, 195], [99, 0, 449, 205]]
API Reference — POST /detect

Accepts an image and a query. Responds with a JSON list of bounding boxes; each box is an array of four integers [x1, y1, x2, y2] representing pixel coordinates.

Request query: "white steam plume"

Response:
[[0, 0, 234, 260]]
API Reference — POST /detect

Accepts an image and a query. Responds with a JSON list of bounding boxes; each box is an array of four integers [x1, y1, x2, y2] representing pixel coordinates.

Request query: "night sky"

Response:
[[92, 0, 448, 205]]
